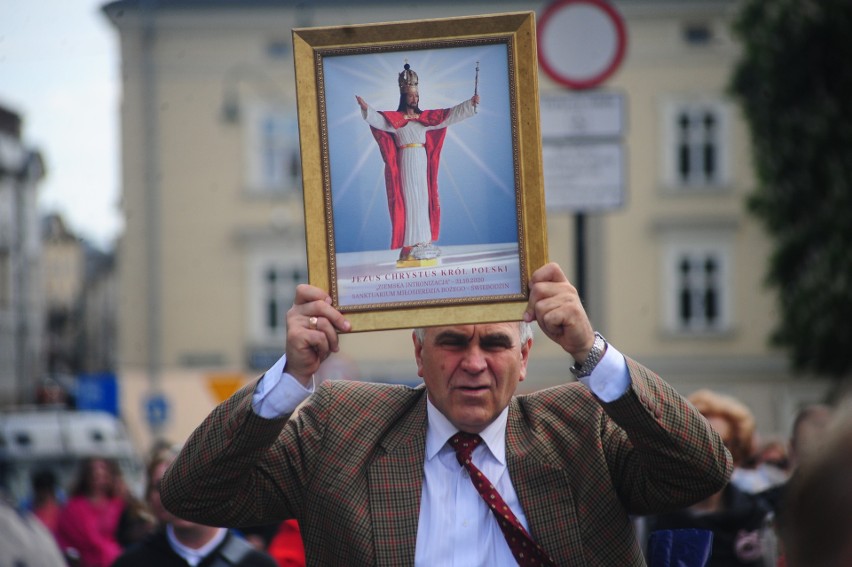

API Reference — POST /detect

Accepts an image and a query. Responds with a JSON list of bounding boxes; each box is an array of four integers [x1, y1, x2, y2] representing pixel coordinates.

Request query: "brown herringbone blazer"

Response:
[[162, 357, 731, 566]]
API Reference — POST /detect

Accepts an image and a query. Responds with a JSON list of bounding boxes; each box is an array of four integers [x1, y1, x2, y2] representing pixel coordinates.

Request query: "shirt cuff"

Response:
[[578, 342, 630, 403], [251, 353, 315, 419]]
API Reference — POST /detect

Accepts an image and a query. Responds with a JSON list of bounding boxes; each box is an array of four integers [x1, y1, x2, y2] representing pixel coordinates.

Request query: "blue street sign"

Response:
[[144, 394, 170, 429], [77, 373, 119, 416]]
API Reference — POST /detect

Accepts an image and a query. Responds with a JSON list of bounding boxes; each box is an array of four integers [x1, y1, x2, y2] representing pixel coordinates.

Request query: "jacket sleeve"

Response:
[[159, 378, 330, 528], [599, 356, 733, 514]]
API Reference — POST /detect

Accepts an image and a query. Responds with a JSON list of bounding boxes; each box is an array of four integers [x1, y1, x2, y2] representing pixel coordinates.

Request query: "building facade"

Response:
[[41, 214, 85, 380], [0, 105, 45, 406], [103, 0, 829, 451], [81, 247, 118, 375]]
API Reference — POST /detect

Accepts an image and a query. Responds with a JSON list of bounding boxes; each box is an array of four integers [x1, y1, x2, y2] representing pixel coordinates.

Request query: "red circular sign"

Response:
[[537, 0, 628, 90]]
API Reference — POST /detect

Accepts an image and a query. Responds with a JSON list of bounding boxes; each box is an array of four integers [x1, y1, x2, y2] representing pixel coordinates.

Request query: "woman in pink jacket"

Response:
[[56, 457, 126, 567]]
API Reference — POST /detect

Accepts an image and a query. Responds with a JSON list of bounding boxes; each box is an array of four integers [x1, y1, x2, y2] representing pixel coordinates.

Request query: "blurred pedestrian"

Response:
[[645, 389, 772, 567], [0, 492, 66, 567], [266, 520, 306, 567], [780, 407, 852, 567], [733, 435, 790, 495], [788, 403, 834, 468], [56, 457, 127, 567], [29, 468, 63, 535], [237, 522, 279, 551], [757, 403, 833, 514], [752, 437, 790, 475], [758, 402, 835, 566], [111, 448, 278, 567], [115, 475, 157, 548], [687, 389, 757, 481]]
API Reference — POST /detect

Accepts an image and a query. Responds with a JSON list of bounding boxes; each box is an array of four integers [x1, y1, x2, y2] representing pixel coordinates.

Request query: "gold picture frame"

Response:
[[293, 12, 547, 332]]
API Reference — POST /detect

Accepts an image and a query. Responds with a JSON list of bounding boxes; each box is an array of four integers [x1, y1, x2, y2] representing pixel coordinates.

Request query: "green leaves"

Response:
[[730, 0, 852, 378]]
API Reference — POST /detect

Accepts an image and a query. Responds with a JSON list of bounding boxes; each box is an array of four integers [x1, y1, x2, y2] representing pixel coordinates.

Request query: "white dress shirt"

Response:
[[165, 524, 227, 567], [414, 399, 527, 566], [252, 343, 630, 565]]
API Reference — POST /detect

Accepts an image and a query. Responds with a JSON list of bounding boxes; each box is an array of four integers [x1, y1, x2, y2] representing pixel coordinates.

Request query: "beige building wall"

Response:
[[0, 107, 45, 405], [41, 222, 84, 312], [104, 0, 829, 453]]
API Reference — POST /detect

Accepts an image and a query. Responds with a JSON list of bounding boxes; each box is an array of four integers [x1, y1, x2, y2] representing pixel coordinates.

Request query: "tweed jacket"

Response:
[[162, 357, 731, 567]]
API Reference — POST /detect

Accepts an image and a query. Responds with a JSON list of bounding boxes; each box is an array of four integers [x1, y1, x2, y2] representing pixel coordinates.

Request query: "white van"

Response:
[[0, 408, 145, 505]]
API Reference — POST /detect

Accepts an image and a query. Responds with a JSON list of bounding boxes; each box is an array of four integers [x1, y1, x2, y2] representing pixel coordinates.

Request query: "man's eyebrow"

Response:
[[431, 328, 515, 347], [433, 330, 470, 343], [480, 332, 514, 347]]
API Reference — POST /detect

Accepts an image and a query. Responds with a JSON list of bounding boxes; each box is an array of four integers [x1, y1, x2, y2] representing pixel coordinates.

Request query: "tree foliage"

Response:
[[729, 0, 852, 378]]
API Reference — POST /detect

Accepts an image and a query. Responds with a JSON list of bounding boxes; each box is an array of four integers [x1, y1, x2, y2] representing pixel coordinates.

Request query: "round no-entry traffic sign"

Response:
[[537, 0, 628, 90]]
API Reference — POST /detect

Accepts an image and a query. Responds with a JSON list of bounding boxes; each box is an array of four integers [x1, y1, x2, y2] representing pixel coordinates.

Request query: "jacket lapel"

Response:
[[506, 399, 586, 566], [368, 389, 428, 567]]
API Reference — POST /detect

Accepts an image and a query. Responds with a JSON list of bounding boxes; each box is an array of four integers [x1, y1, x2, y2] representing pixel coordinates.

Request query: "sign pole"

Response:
[[538, 0, 628, 312], [575, 211, 586, 304]]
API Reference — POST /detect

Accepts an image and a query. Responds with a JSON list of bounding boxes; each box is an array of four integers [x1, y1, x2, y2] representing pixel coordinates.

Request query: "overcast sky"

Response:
[[1, 0, 121, 250]]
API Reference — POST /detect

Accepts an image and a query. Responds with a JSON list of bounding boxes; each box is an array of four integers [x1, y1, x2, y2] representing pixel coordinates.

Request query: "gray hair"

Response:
[[413, 322, 533, 344]]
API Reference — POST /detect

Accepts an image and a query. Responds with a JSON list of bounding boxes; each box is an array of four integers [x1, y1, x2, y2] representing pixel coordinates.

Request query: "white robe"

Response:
[[362, 99, 477, 247]]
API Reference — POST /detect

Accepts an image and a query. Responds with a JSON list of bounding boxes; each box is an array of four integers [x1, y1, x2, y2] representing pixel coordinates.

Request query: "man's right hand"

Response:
[[285, 285, 350, 386], [355, 95, 368, 111]]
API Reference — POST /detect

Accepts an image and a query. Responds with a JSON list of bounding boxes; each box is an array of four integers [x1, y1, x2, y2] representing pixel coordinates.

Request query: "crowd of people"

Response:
[[3, 388, 850, 567], [2, 446, 305, 567], [639, 391, 844, 567], [151, 262, 852, 567], [2, 259, 849, 567], [5, 387, 847, 567]]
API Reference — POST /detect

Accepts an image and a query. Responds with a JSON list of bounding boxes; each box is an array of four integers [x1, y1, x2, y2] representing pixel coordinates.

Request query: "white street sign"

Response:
[[540, 90, 626, 139], [543, 142, 625, 211]]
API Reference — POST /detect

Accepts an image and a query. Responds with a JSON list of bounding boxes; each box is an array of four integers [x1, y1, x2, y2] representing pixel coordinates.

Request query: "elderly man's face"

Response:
[[414, 324, 530, 433]]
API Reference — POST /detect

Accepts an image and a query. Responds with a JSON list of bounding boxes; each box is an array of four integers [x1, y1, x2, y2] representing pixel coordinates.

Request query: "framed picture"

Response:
[[293, 12, 547, 332]]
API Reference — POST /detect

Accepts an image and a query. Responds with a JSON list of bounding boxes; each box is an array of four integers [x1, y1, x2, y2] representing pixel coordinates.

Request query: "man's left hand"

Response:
[[524, 263, 596, 364]]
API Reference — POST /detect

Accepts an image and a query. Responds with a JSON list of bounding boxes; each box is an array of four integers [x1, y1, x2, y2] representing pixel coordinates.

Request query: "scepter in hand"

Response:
[[474, 61, 480, 113]]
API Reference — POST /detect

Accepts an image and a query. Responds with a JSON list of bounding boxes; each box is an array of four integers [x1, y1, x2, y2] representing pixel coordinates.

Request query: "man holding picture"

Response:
[[161, 261, 731, 566]]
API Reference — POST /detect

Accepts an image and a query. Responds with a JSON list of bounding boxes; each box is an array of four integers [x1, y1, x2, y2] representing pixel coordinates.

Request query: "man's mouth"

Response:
[[457, 385, 488, 392]]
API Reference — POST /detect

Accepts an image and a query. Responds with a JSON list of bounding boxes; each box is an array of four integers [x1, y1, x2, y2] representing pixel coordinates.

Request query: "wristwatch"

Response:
[[570, 332, 607, 379]]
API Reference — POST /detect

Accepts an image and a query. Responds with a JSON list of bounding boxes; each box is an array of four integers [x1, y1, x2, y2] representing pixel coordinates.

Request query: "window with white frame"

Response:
[[247, 247, 307, 342], [660, 97, 731, 190], [661, 230, 733, 334], [244, 101, 301, 195]]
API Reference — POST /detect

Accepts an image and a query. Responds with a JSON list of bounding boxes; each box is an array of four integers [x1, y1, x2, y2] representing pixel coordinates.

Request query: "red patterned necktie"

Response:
[[450, 432, 557, 567]]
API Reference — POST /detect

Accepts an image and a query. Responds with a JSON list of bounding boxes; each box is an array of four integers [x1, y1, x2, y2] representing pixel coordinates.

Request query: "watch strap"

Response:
[[570, 332, 607, 379]]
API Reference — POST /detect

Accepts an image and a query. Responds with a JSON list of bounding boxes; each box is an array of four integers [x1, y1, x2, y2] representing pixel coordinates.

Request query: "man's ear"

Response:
[[518, 336, 532, 383], [413, 331, 425, 378]]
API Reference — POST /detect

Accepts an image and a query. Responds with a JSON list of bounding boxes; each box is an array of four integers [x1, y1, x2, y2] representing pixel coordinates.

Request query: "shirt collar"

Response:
[[425, 395, 508, 465], [166, 524, 227, 565]]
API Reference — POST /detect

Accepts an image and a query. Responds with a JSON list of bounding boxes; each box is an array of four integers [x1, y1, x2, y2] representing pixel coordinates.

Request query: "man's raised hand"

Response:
[[523, 263, 596, 364], [285, 284, 350, 386]]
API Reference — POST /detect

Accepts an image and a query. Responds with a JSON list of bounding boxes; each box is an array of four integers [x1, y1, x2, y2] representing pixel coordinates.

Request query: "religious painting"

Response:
[[293, 12, 547, 331]]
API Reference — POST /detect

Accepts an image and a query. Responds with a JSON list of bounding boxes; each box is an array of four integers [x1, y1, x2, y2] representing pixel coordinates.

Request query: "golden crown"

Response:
[[398, 62, 419, 93]]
